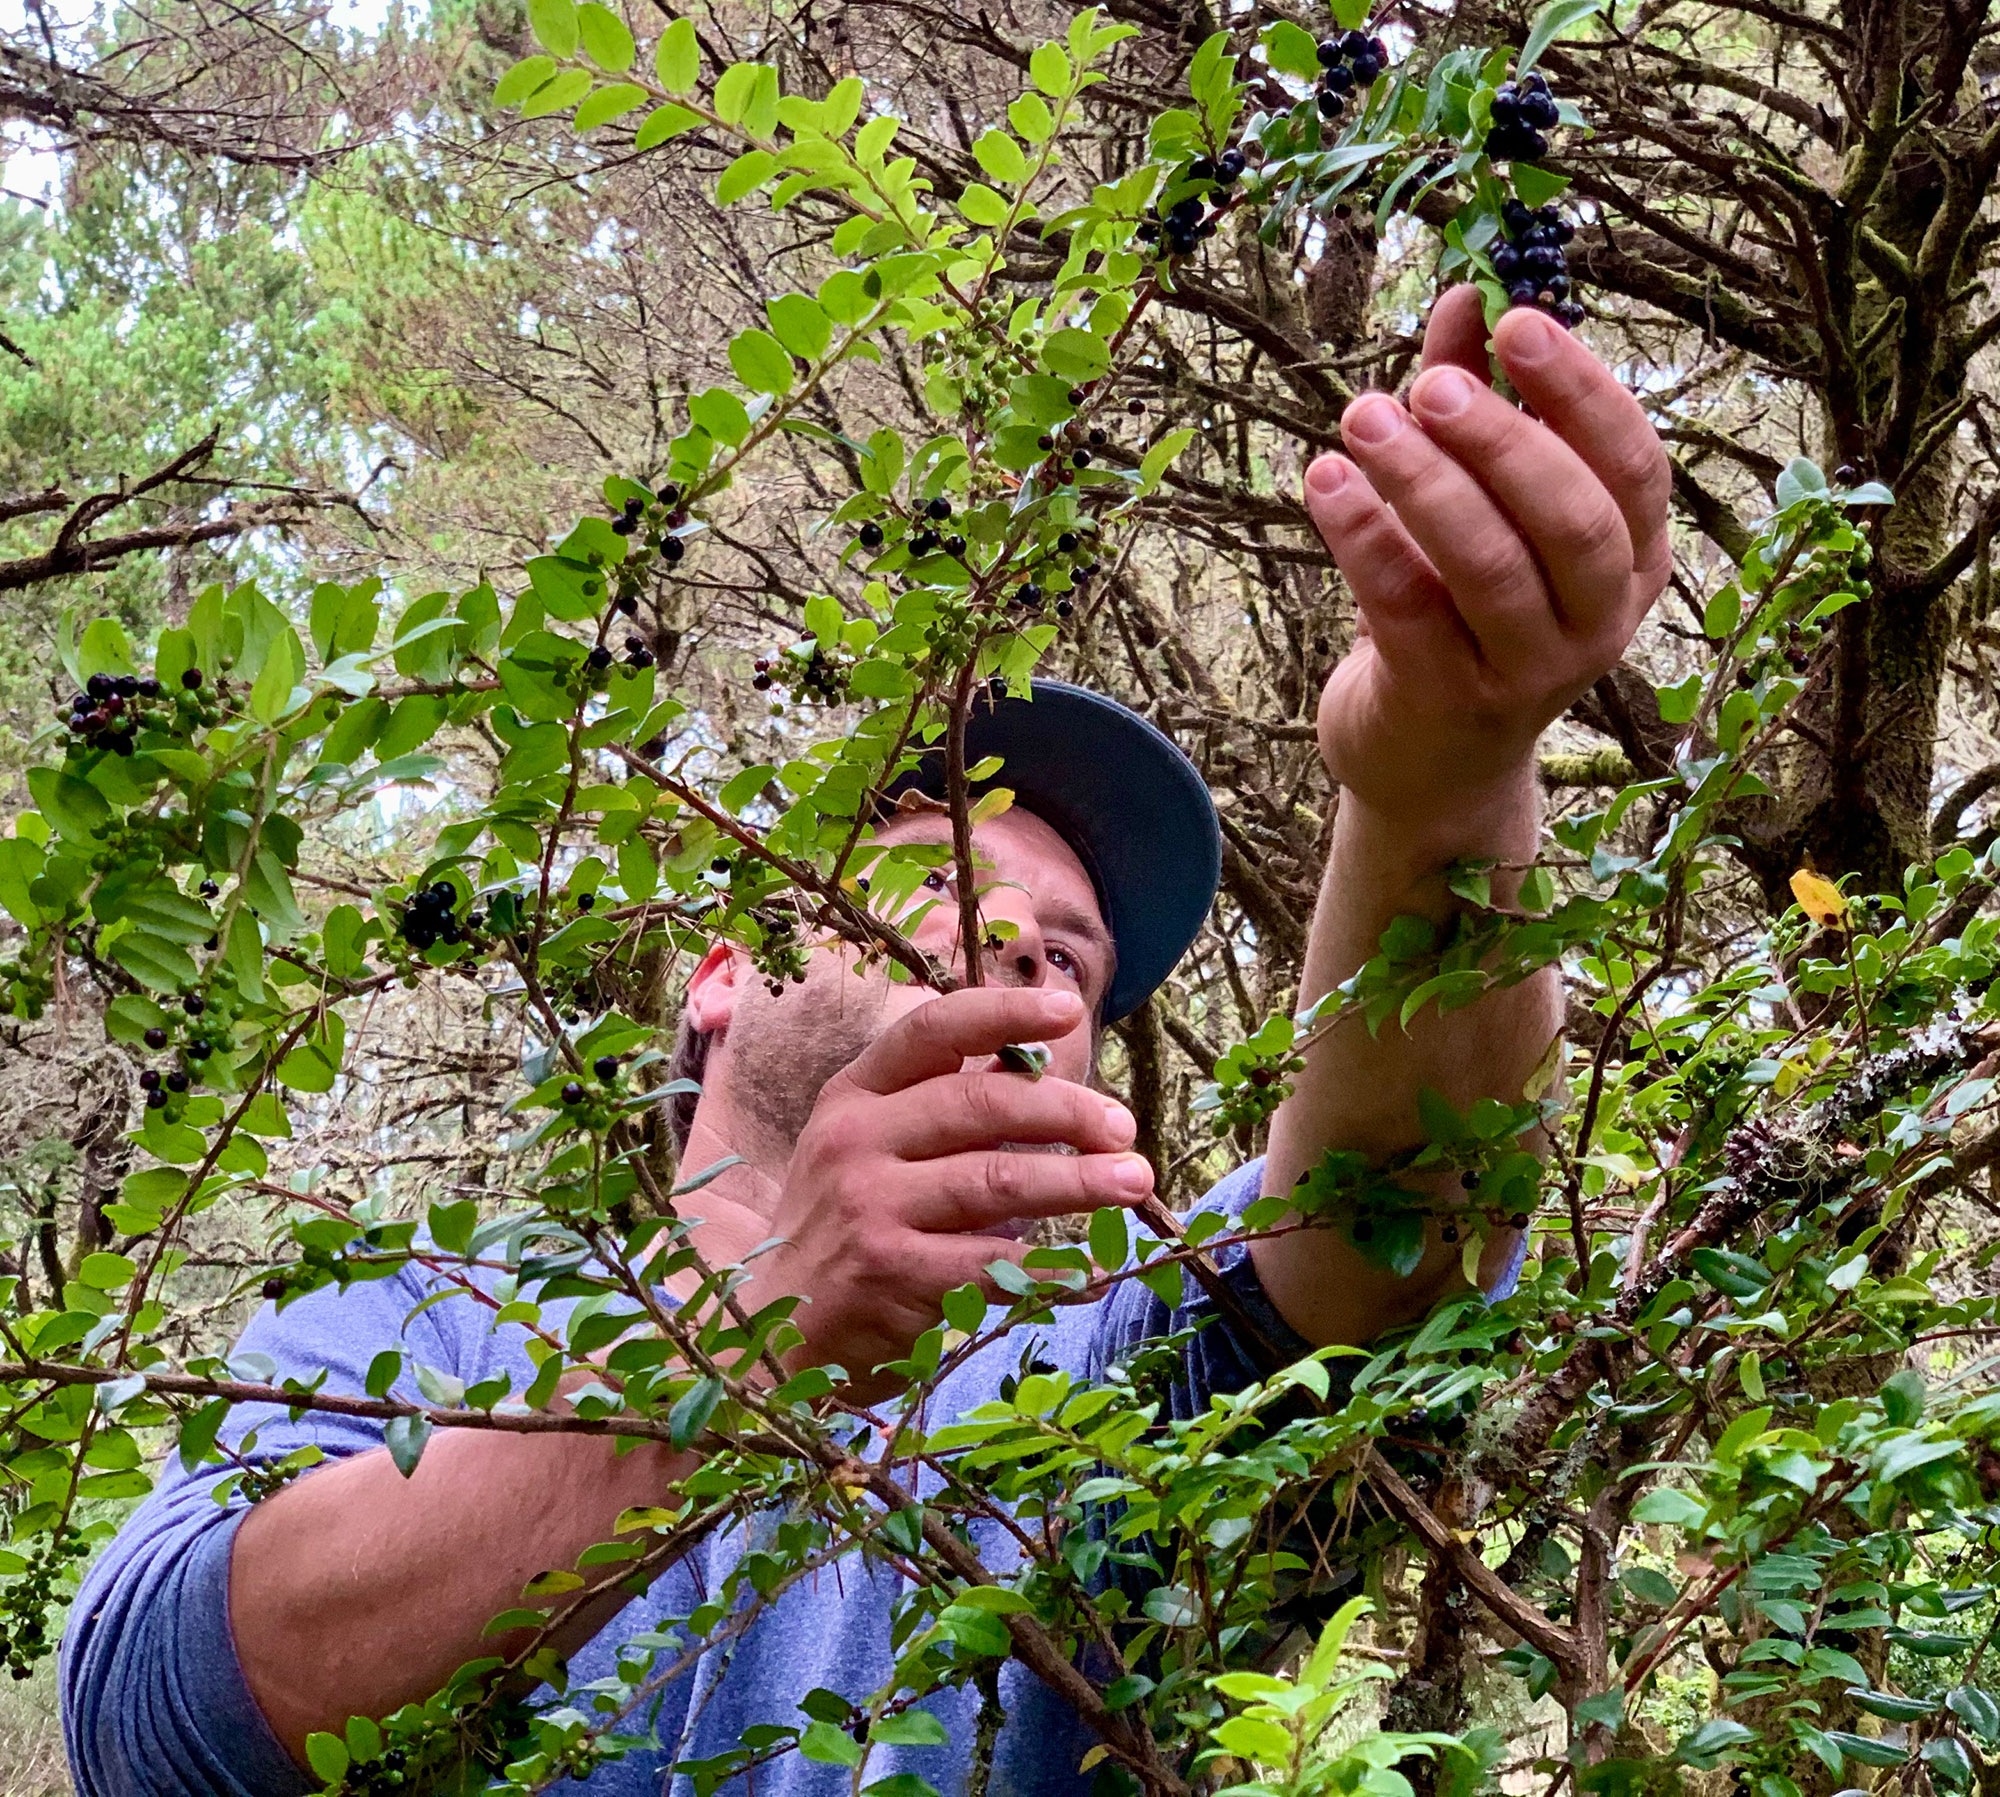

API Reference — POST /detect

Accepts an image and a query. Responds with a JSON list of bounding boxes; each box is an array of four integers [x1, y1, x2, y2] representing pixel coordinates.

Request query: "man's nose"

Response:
[[961, 889, 1049, 988]]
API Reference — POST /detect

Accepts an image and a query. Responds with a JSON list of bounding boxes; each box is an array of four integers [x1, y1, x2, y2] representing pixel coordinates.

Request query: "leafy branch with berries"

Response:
[[10, 5, 2000, 1797]]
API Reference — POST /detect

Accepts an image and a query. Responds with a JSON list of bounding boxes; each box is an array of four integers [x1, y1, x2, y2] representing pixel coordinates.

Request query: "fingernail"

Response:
[[1503, 306, 1561, 366], [1342, 394, 1404, 447], [1041, 990, 1084, 1021], [1102, 1100, 1136, 1143], [1113, 1154, 1153, 1195], [1413, 365, 1476, 419], [1305, 454, 1349, 497]]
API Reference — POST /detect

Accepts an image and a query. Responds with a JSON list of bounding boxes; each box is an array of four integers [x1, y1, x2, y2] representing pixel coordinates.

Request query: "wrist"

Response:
[[1334, 757, 1542, 873]]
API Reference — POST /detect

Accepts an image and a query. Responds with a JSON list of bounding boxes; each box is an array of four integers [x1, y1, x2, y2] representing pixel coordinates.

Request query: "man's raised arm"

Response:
[[1253, 288, 1673, 1348]]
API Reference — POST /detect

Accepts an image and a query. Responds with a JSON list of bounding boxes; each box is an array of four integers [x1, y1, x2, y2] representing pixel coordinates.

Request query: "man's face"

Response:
[[694, 804, 1115, 1159]]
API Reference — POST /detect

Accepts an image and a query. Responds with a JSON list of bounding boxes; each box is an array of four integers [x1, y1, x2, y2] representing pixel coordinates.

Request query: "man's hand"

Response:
[[744, 986, 1153, 1402], [1306, 287, 1671, 829]]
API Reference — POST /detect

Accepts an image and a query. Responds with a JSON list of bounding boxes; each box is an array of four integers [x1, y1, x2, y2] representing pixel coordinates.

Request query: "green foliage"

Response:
[[5, 5, 2000, 1796]]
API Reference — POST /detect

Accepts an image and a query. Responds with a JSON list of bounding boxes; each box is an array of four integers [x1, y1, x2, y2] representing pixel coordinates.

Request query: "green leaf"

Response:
[[305, 1733, 351, 1783], [108, 930, 198, 995], [728, 327, 795, 393], [414, 1363, 466, 1407], [384, 1413, 433, 1477], [872, 1710, 948, 1748], [1041, 328, 1110, 382], [1511, 163, 1570, 209], [1009, 92, 1054, 142], [576, 2, 634, 70], [1518, 0, 1605, 75], [527, 0, 579, 58], [669, 1374, 723, 1446], [1029, 40, 1072, 96], [974, 130, 1029, 184], [523, 67, 592, 116], [635, 102, 703, 148], [1088, 1205, 1127, 1271], [767, 294, 832, 361], [958, 184, 1009, 228], [800, 1721, 865, 1767], [1139, 427, 1195, 495], [654, 16, 698, 91], [27, 767, 110, 843], [1676, 1719, 1755, 1769], [1775, 456, 1829, 509], [1260, 19, 1322, 79], [574, 82, 648, 129], [718, 763, 776, 814], [495, 53, 558, 104], [718, 148, 779, 205]]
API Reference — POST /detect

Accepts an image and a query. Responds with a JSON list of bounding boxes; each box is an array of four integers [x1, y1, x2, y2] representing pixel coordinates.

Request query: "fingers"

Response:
[[904, 1146, 1154, 1233], [1405, 359, 1636, 643], [1418, 281, 1494, 381], [1303, 455, 1473, 683], [1491, 307, 1673, 601], [837, 985, 1085, 1097], [875, 1071, 1137, 1160], [1332, 390, 1561, 674]]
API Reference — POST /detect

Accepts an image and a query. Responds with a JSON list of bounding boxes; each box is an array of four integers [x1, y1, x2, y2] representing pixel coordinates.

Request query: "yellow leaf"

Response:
[[1079, 1748, 1111, 1772], [1789, 868, 1848, 927], [1522, 1029, 1567, 1101]]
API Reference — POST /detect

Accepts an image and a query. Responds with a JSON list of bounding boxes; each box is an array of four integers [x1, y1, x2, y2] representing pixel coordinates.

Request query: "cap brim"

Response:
[[879, 681, 1220, 1022]]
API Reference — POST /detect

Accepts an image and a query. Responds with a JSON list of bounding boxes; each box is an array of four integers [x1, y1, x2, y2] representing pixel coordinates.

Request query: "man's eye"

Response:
[[921, 871, 948, 891], [1047, 946, 1083, 982]]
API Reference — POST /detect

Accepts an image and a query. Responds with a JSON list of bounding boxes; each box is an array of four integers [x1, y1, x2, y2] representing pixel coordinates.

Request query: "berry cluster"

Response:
[[1032, 416, 1112, 482], [1483, 70, 1560, 163], [752, 641, 851, 703], [400, 880, 475, 952], [0, 1534, 88, 1680], [135, 980, 240, 1110], [564, 1048, 624, 1104], [1495, 199, 1584, 328], [753, 907, 808, 995], [1135, 148, 1243, 258], [62, 672, 162, 754], [587, 633, 655, 676], [1314, 29, 1389, 122], [1007, 523, 1102, 621]]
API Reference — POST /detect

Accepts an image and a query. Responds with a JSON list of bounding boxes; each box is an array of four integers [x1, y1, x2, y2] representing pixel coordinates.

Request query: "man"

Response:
[[62, 291, 1670, 1794]]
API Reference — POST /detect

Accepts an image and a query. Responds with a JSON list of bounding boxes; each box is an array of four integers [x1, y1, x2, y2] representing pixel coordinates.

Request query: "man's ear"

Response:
[[684, 941, 750, 1033]]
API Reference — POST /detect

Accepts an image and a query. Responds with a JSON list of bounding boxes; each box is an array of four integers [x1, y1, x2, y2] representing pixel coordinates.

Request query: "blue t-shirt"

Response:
[[62, 1160, 1336, 1797]]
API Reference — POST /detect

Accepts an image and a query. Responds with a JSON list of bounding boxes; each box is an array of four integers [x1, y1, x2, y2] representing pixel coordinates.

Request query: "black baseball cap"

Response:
[[879, 680, 1222, 1022]]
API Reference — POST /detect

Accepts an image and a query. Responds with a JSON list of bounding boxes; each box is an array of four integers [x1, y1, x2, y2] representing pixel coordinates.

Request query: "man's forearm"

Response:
[[231, 1428, 692, 1762], [1253, 770, 1562, 1346]]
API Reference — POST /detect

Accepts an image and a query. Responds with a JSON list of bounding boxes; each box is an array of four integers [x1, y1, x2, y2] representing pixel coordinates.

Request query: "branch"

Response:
[[1364, 1450, 1581, 1671]]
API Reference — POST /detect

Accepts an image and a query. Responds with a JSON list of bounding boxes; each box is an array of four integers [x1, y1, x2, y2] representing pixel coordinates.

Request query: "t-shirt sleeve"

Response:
[[1081, 1156, 1530, 1417], [61, 1265, 473, 1797], [1080, 1157, 1329, 1420]]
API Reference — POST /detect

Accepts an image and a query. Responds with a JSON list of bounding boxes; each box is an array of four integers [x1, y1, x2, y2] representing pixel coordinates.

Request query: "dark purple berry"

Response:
[[561, 1081, 585, 1104], [182, 994, 205, 1016], [143, 1027, 167, 1050], [138, 1069, 161, 1091], [1316, 36, 1341, 65], [199, 880, 219, 899], [181, 668, 203, 689], [146, 1089, 168, 1110], [164, 1070, 189, 1093], [662, 538, 685, 564], [926, 496, 952, 521], [576, 891, 595, 911], [262, 1278, 286, 1301], [859, 521, 884, 548], [593, 1055, 619, 1081]]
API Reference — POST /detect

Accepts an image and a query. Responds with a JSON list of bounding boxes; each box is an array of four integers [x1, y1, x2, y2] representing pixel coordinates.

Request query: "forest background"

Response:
[[2, 0, 2000, 1789]]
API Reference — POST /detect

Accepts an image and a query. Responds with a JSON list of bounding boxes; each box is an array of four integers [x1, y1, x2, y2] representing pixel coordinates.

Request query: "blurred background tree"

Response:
[[3, 0, 2000, 1785]]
